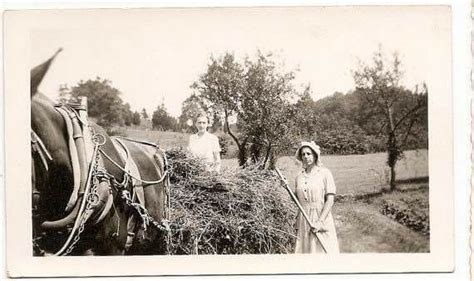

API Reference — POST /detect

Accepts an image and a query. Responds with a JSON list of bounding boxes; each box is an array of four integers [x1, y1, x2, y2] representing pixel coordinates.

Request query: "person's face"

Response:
[[196, 116, 208, 133], [301, 147, 316, 167]]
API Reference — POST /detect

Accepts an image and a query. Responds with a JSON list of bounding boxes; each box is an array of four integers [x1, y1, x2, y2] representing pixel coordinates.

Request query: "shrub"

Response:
[[379, 190, 429, 236], [216, 133, 231, 157]]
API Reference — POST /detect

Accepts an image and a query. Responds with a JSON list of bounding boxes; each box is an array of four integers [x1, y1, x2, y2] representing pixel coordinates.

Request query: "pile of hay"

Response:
[[166, 148, 297, 255]]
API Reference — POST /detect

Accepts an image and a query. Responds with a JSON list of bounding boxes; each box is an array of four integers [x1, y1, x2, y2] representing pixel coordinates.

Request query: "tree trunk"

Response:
[[250, 141, 262, 164], [238, 139, 248, 166], [387, 106, 398, 192], [389, 162, 396, 192], [262, 144, 272, 169], [224, 110, 246, 166]]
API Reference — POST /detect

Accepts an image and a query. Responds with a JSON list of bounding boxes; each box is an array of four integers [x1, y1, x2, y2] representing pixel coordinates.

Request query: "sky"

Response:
[[30, 6, 451, 118]]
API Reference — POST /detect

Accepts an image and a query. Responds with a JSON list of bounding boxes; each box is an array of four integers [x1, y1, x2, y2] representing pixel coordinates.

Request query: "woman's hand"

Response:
[[311, 220, 326, 233]]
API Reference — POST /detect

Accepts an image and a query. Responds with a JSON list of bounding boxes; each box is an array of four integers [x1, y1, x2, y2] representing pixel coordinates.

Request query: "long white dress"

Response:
[[294, 166, 340, 254]]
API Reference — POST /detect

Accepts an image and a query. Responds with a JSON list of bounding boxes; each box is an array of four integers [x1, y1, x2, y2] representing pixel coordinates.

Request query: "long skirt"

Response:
[[294, 205, 339, 254]]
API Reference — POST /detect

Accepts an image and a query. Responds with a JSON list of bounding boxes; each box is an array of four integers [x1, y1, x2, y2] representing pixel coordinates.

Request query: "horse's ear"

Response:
[[31, 48, 63, 97]]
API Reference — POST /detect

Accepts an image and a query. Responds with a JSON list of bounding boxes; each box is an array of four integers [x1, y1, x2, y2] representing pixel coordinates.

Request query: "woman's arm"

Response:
[[313, 169, 337, 232], [319, 195, 335, 222], [312, 195, 335, 232]]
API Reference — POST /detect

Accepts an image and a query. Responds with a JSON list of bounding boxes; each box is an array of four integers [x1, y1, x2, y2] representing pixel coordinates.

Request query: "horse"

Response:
[[31, 49, 169, 256]]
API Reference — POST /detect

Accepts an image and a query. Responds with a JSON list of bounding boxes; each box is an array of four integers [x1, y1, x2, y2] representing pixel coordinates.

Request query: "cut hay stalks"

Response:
[[166, 148, 297, 255]]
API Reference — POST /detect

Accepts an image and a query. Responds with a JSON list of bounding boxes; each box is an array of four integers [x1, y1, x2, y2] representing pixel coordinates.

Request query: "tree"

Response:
[[141, 108, 149, 120], [292, 85, 318, 139], [132, 111, 141, 126], [352, 48, 428, 191], [60, 77, 130, 128], [192, 51, 298, 168], [121, 103, 134, 126], [152, 103, 178, 131], [238, 52, 298, 168]]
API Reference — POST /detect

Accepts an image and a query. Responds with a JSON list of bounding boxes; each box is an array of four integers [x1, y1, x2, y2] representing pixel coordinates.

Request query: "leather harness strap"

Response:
[[55, 106, 82, 211], [31, 131, 53, 171]]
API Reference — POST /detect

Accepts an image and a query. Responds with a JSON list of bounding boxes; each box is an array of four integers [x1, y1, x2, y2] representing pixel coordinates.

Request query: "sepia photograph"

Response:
[[3, 4, 459, 278]]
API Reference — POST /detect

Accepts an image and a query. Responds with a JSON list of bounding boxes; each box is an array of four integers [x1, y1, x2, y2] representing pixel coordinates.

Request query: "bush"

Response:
[[166, 148, 297, 254], [216, 133, 231, 157], [311, 129, 368, 155], [379, 190, 429, 236]]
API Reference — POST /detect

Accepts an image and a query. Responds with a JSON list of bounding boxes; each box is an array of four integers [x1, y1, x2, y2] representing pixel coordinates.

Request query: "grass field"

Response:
[[122, 129, 190, 149], [123, 129, 429, 253], [219, 150, 427, 195]]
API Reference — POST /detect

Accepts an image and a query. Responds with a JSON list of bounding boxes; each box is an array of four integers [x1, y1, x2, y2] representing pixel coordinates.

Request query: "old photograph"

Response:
[[4, 5, 456, 277]]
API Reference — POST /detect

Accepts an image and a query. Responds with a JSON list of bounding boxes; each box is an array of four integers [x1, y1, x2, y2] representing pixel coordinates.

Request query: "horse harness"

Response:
[[31, 103, 170, 256]]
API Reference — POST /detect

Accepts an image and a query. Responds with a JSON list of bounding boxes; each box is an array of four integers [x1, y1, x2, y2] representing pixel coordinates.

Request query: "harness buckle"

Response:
[[86, 193, 100, 206], [92, 133, 106, 146]]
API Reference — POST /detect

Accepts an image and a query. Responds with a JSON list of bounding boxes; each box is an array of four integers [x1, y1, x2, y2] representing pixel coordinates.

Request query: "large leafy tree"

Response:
[[59, 77, 132, 128], [192, 51, 298, 168], [238, 52, 298, 167], [352, 48, 428, 191]]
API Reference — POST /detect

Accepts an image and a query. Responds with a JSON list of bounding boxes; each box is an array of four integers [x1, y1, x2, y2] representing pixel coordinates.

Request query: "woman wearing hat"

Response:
[[293, 141, 339, 254]]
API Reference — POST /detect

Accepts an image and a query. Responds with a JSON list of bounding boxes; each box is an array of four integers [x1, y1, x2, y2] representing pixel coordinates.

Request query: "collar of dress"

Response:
[[302, 166, 321, 176]]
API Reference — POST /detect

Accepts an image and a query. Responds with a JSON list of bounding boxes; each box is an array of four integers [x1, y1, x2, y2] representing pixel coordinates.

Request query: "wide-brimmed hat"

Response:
[[295, 141, 322, 166]]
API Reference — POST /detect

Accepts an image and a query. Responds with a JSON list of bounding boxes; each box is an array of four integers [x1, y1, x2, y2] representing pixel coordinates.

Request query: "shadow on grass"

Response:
[[395, 176, 429, 185], [336, 177, 429, 203]]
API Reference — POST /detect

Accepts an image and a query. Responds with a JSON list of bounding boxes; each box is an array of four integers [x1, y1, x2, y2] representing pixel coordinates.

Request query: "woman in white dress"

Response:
[[188, 113, 221, 172], [293, 141, 340, 254]]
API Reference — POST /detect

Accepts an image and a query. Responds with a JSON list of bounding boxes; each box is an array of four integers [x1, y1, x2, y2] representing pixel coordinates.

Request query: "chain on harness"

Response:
[[54, 132, 107, 256]]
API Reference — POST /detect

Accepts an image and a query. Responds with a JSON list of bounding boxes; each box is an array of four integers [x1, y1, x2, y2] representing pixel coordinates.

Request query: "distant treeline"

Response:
[[290, 90, 428, 155], [213, 89, 427, 157]]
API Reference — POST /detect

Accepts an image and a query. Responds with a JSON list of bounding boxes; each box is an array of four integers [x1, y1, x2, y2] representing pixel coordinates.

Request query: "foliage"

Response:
[[178, 94, 207, 132], [152, 103, 178, 131], [291, 86, 427, 156], [132, 111, 141, 126], [352, 47, 428, 191], [58, 77, 133, 128], [381, 194, 429, 236], [141, 108, 149, 120], [192, 51, 298, 168], [121, 103, 133, 126], [361, 187, 430, 236], [216, 133, 233, 157], [238, 52, 298, 167]]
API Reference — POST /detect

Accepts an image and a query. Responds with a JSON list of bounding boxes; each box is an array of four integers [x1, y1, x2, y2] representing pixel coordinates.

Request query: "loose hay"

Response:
[[166, 148, 297, 255]]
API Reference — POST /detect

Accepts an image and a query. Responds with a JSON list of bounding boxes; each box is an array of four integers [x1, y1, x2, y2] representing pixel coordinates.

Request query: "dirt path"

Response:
[[334, 200, 429, 253]]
